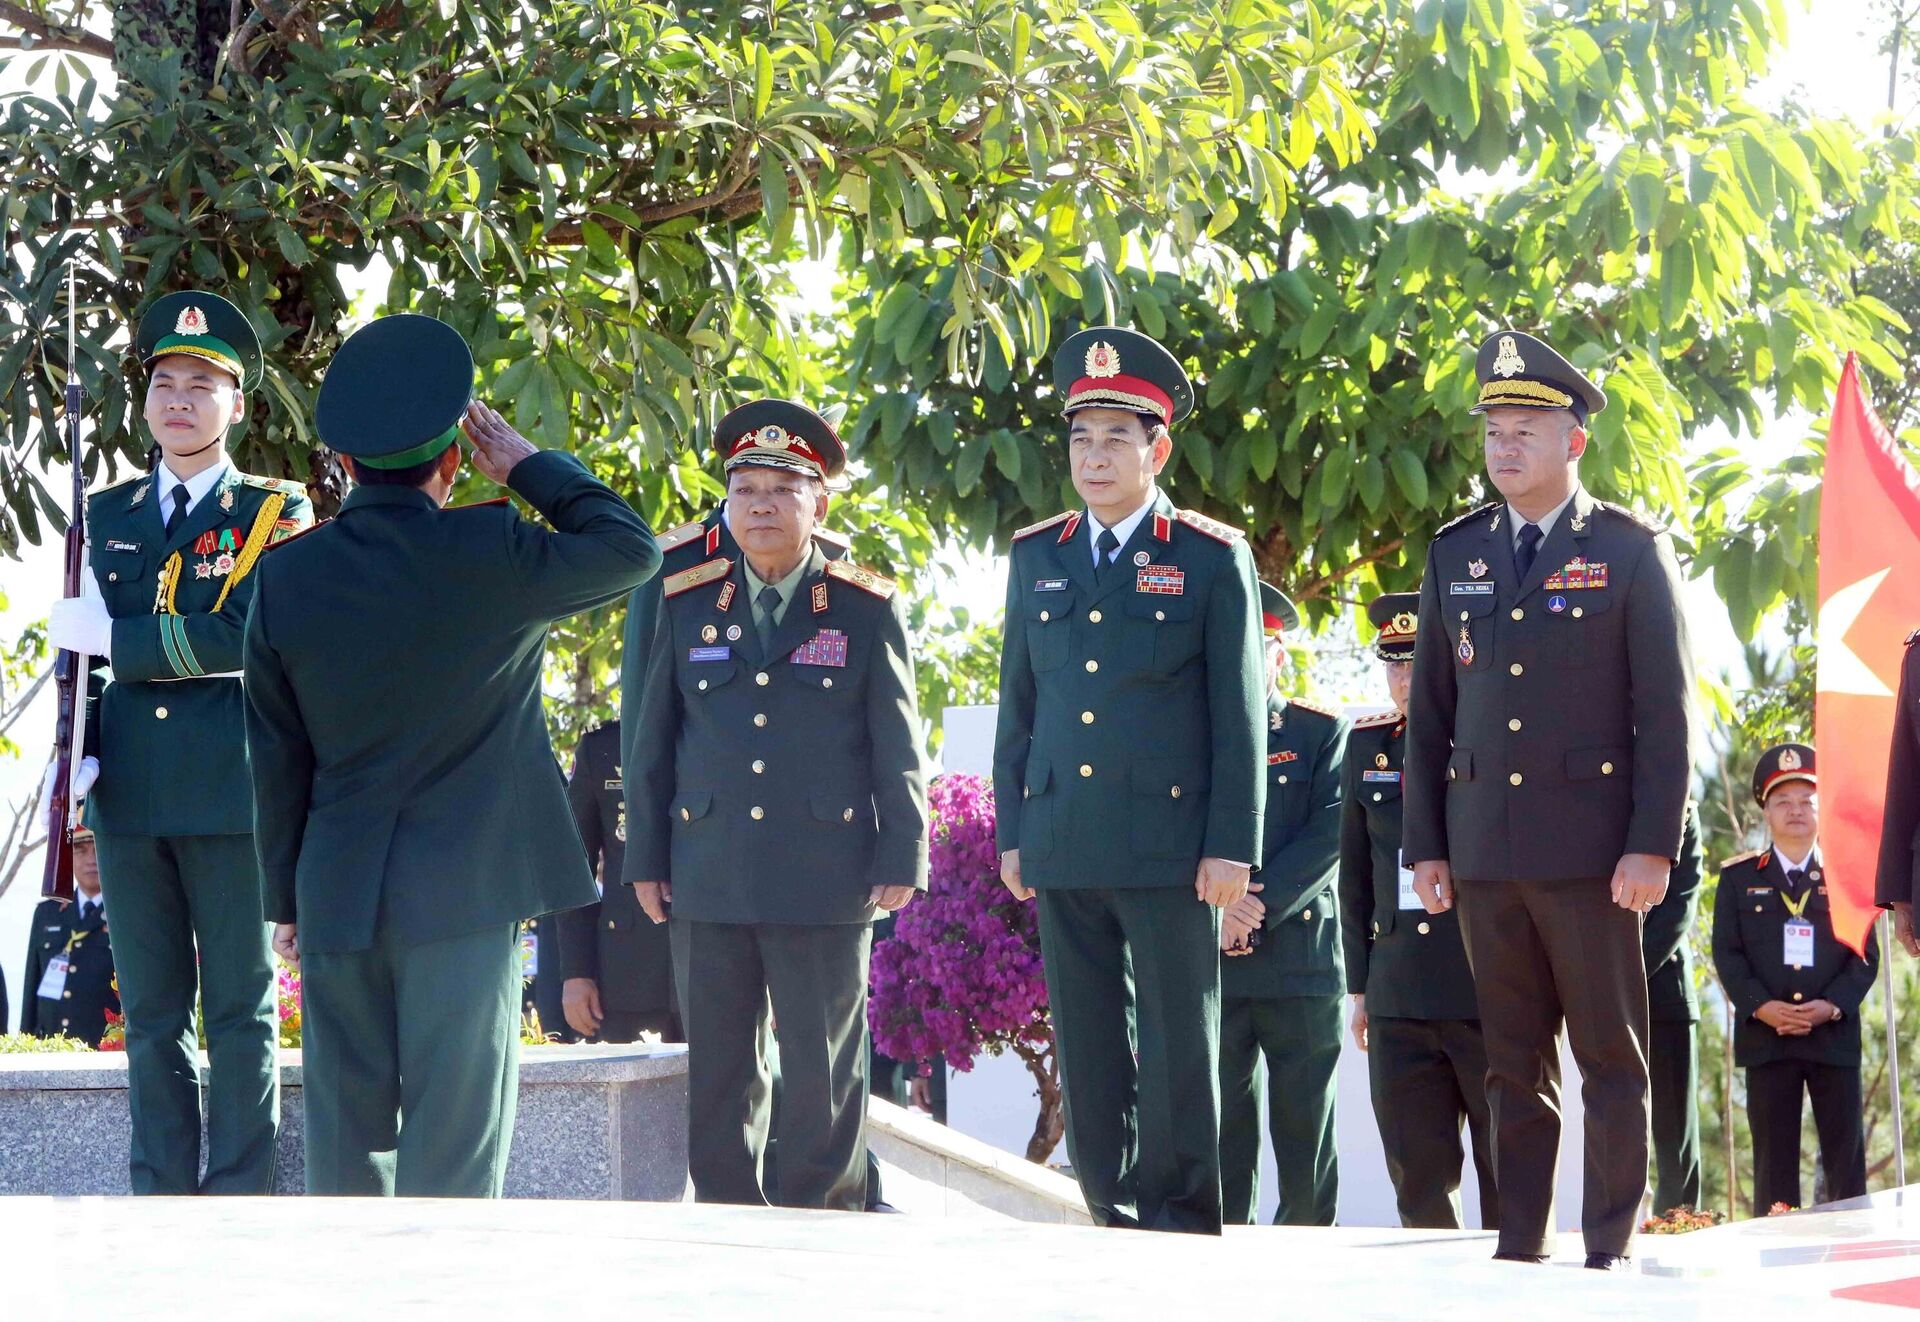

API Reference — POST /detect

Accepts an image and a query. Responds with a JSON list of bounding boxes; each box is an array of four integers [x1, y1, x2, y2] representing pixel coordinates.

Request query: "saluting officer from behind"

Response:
[[994, 328, 1266, 1235], [1644, 802, 1705, 1215], [1713, 746, 1875, 1213], [1403, 330, 1695, 1269], [47, 291, 312, 1194], [22, 815, 121, 1047], [1339, 592, 1497, 1232], [628, 400, 930, 1212], [1217, 582, 1348, 1226]]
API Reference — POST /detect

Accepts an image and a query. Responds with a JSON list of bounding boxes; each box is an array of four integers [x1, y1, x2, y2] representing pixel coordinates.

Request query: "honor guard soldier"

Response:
[[1403, 330, 1695, 1268], [1217, 582, 1348, 1225], [1878, 630, 1920, 957], [627, 399, 930, 1212], [21, 812, 121, 1047], [1645, 802, 1705, 1214], [47, 291, 312, 1193], [557, 721, 681, 1042], [1713, 745, 1875, 1212], [244, 314, 660, 1197], [1339, 591, 1497, 1232], [994, 327, 1266, 1234]]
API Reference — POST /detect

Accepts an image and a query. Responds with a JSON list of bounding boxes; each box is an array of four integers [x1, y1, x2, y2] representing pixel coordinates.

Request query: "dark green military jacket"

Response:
[[1713, 848, 1879, 1068], [617, 510, 847, 885], [243, 452, 660, 955], [1222, 695, 1347, 1000], [1338, 712, 1480, 1021], [993, 492, 1266, 886], [1876, 632, 1920, 907], [556, 722, 674, 1015], [628, 541, 930, 924], [20, 894, 119, 1046], [1403, 486, 1694, 881], [84, 465, 313, 837], [1645, 802, 1704, 1024]]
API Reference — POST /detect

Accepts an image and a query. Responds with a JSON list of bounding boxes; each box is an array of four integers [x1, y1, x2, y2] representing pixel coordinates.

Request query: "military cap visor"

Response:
[[717, 399, 847, 482], [1754, 743, 1817, 805], [137, 291, 263, 391], [1469, 330, 1606, 424], [1367, 591, 1420, 661], [1055, 327, 1194, 427], [1258, 581, 1299, 639], [317, 314, 474, 468]]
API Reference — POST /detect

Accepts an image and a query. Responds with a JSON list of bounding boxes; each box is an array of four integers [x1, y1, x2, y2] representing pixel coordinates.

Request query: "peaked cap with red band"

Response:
[[1752, 742, 1816, 806], [1054, 326, 1194, 427], [1366, 590, 1420, 662], [716, 399, 847, 482], [1258, 580, 1299, 640]]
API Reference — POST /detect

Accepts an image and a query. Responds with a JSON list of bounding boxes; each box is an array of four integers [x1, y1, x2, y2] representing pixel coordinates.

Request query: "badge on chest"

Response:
[[792, 629, 849, 667], [1136, 565, 1185, 595]]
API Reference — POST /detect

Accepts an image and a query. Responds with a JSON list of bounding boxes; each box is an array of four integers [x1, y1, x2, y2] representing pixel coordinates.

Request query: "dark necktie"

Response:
[[164, 485, 189, 537], [1514, 521, 1542, 579], [756, 585, 782, 651], [1786, 867, 1809, 892], [1095, 527, 1120, 582]]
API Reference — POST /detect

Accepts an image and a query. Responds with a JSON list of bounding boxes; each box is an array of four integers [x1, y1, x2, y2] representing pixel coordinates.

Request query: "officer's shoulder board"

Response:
[[238, 472, 308, 497], [1906, 627, 1920, 648], [1597, 500, 1665, 536], [1433, 500, 1502, 540], [664, 556, 732, 598], [1175, 508, 1244, 544], [812, 525, 851, 552], [655, 520, 709, 555], [826, 558, 896, 600], [1013, 510, 1077, 542], [1287, 696, 1341, 722], [1353, 709, 1402, 730], [1720, 848, 1764, 871], [260, 519, 327, 553]]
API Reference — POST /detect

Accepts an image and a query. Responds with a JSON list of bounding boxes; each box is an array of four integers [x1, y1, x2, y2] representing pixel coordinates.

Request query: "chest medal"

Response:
[[1457, 622, 1474, 665]]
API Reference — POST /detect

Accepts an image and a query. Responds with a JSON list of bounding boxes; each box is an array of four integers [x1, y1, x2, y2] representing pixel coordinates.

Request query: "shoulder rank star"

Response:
[[1468, 559, 1487, 579]]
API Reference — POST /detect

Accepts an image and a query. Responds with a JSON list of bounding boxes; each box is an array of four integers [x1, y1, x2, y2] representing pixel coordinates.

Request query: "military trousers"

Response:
[[1456, 877, 1649, 1258], [300, 919, 522, 1197], [1648, 1018, 1703, 1213], [1219, 992, 1341, 1225], [1035, 885, 1223, 1234], [94, 830, 278, 1195], [672, 918, 872, 1211], [1746, 1059, 1865, 1213], [1367, 1015, 1499, 1230]]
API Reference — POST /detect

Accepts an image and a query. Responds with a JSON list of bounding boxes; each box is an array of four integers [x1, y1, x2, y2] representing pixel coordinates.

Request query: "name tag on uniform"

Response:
[[1398, 851, 1421, 911], [37, 953, 70, 1001], [1362, 769, 1400, 783], [1136, 565, 1185, 595], [792, 629, 849, 667], [688, 646, 732, 662], [1449, 582, 1494, 596], [105, 539, 141, 553], [1784, 919, 1815, 967], [1034, 578, 1068, 592]]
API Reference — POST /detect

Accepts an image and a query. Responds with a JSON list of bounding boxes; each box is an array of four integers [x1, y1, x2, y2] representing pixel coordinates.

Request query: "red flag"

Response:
[[1815, 353, 1920, 956]]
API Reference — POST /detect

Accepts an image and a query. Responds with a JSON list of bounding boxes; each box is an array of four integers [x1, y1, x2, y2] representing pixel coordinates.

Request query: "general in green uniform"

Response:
[[243, 314, 660, 1196], [994, 328, 1266, 1235], [1645, 801, 1705, 1214], [50, 291, 313, 1193], [627, 400, 930, 1211], [1218, 582, 1348, 1226], [1339, 592, 1497, 1231], [1712, 745, 1875, 1213], [1402, 331, 1695, 1268]]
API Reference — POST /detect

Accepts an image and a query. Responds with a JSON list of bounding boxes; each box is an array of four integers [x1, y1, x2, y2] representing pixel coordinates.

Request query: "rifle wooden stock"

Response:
[[41, 373, 84, 903]]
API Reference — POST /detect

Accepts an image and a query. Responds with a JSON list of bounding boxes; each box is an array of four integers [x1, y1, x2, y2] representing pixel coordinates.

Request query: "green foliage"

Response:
[[0, 1031, 92, 1053]]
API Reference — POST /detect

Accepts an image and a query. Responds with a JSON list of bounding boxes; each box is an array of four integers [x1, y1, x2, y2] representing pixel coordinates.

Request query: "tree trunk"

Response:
[[1014, 1041, 1065, 1165]]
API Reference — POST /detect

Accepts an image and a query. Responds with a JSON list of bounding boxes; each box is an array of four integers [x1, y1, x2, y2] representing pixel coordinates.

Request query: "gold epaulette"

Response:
[[239, 473, 308, 496], [1434, 501, 1502, 538], [1288, 697, 1341, 720], [812, 526, 851, 551], [1013, 510, 1076, 541], [656, 520, 707, 554], [826, 558, 896, 599], [1176, 508, 1245, 544], [1353, 709, 1403, 729], [1720, 848, 1764, 870], [664, 557, 732, 598]]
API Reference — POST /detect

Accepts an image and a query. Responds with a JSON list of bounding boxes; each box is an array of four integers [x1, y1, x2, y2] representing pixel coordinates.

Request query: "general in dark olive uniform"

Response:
[[1403, 331, 1694, 1268], [628, 400, 930, 1212], [21, 817, 120, 1047], [1713, 745, 1875, 1213], [557, 721, 680, 1042], [994, 328, 1266, 1235], [48, 291, 312, 1194], [1645, 802, 1705, 1214], [1339, 592, 1496, 1232], [244, 314, 660, 1197], [1218, 582, 1348, 1226]]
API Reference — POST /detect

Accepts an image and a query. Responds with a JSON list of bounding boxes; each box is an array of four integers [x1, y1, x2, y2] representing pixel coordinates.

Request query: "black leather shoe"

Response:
[[1584, 1253, 1631, 1271], [1491, 1251, 1550, 1264]]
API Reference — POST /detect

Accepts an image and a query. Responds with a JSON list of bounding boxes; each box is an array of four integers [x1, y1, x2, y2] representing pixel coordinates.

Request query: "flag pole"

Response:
[[1882, 910, 1907, 1187]]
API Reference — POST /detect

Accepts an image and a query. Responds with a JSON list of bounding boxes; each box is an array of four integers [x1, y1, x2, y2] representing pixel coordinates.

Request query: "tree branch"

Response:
[[1293, 536, 1408, 601], [0, 2, 113, 58]]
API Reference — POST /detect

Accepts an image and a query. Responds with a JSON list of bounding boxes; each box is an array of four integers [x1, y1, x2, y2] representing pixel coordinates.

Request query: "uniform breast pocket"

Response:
[[1448, 593, 1496, 673], [1025, 592, 1075, 672], [94, 546, 150, 612], [681, 656, 740, 697], [1359, 773, 1402, 813], [790, 662, 855, 697], [1549, 590, 1616, 668], [1123, 591, 1201, 673], [1268, 757, 1309, 823]]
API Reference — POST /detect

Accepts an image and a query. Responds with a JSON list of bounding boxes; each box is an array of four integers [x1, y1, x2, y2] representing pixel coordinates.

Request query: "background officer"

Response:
[[1403, 329, 1695, 1269], [627, 399, 929, 1212], [994, 326, 1266, 1235], [1218, 581, 1348, 1226], [1713, 745, 1876, 1213], [558, 721, 681, 1042], [48, 290, 312, 1194], [21, 814, 121, 1047], [244, 313, 660, 1197], [1645, 802, 1705, 1214], [1339, 591, 1496, 1231]]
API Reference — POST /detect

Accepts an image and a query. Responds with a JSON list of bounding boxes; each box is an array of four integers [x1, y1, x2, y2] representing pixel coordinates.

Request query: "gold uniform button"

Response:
[[1081, 711, 1095, 725], [756, 672, 770, 686], [1085, 659, 1098, 673], [1418, 921, 1431, 935], [1508, 718, 1522, 732], [1039, 610, 1050, 623], [1079, 764, 1093, 778], [1792, 992, 1804, 1002], [1372, 791, 1382, 802], [750, 806, 765, 821], [60, 1019, 69, 1028], [1303, 911, 1313, 922], [752, 760, 766, 774], [1572, 607, 1585, 618], [1169, 786, 1182, 799], [1089, 610, 1103, 624], [1510, 608, 1524, 621], [1754, 904, 1763, 912], [156, 706, 169, 719], [753, 713, 768, 728], [1601, 761, 1614, 775], [1509, 663, 1524, 677], [1509, 772, 1523, 786], [843, 808, 854, 822], [63, 990, 72, 999], [1023, 787, 1030, 799]]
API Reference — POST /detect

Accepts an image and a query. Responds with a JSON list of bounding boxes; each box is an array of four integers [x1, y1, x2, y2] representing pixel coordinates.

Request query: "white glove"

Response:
[[39, 755, 100, 808], [48, 596, 113, 659]]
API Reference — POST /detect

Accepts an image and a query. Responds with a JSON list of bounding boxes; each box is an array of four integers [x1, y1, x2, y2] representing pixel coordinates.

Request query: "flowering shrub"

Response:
[[869, 773, 1061, 1161], [1640, 1206, 1726, 1235], [275, 961, 303, 1048]]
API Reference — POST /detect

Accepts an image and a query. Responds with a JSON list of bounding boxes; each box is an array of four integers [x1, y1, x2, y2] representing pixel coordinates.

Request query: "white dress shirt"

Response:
[[156, 457, 232, 528], [1087, 489, 1159, 567], [1505, 487, 1576, 552]]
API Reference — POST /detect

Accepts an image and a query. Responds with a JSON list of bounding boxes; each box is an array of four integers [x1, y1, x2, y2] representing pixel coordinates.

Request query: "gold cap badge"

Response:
[[1084, 341, 1121, 379], [1779, 747, 1801, 771], [174, 306, 211, 337], [1492, 334, 1525, 378]]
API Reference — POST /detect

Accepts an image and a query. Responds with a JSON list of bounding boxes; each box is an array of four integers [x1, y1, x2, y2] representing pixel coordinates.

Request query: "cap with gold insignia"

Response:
[[717, 399, 847, 483], [1055, 327, 1194, 427], [1258, 581, 1299, 640], [316, 314, 475, 469], [1366, 591, 1420, 662], [1469, 329, 1606, 425], [1753, 742, 1816, 805], [137, 291, 263, 391]]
